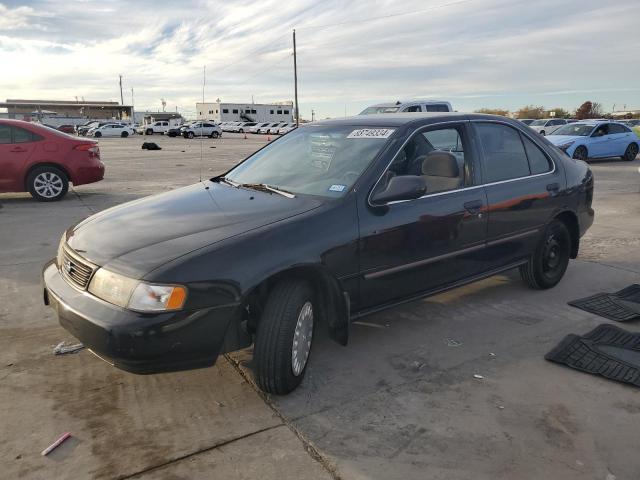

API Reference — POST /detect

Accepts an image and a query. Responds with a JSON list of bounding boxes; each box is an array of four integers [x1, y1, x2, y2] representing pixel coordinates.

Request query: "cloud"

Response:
[[0, 0, 639, 118]]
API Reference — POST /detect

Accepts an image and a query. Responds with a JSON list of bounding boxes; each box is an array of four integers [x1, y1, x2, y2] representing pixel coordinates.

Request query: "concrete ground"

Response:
[[1, 133, 639, 480]]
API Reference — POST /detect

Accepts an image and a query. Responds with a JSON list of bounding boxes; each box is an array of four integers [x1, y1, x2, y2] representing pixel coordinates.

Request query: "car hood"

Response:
[[66, 181, 324, 278], [546, 135, 582, 146]]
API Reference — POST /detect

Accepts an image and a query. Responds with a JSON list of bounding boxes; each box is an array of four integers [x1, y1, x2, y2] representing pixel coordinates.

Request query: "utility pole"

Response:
[[293, 29, 299, 126], [311, 109, 315, 122], [119, 75, 124, 120], [131, 88, 135, 125]]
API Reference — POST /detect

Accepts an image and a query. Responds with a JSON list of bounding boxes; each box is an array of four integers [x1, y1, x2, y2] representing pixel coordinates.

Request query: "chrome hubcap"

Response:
[[291, 301, 313, 376], [34, 172, 63, 198]]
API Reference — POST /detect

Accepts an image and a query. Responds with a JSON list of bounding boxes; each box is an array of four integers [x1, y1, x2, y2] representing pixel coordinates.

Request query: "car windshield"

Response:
[[552, 124, 595, 136], [530, 119, 547, 126], [224, 125, 395, 198], [360, 106, 400, 115]]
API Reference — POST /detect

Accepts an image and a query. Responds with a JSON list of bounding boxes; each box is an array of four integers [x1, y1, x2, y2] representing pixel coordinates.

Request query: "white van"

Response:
[[360, 100, 453, 115]]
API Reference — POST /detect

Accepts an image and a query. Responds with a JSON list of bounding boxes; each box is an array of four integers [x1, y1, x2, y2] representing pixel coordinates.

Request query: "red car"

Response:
[[0, 119, 105, 201], [57, 125, 76, 134]]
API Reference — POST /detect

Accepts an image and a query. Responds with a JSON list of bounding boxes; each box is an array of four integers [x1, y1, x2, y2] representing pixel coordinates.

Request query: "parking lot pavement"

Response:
[[1, 135, 639, 479]]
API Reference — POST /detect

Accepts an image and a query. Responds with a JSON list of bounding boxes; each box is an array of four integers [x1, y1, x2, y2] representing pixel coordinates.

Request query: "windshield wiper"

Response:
[[239, 183, 296, 198]]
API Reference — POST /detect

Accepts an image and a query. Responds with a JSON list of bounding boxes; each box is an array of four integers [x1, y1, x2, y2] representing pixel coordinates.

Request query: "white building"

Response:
[[196, 99, 294, 123]]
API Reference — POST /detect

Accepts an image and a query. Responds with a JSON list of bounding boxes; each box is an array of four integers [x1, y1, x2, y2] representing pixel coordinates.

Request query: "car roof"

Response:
[[314, 112, 472, 127], [368, 100, 451, 108]]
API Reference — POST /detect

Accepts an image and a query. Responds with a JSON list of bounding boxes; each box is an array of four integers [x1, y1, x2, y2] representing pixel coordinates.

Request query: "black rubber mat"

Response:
[[568, 284, 640, 322], [546, 324, 640, 387]]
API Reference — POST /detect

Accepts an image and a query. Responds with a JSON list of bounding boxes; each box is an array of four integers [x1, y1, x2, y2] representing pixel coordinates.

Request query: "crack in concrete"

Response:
[[223, 354, 343, 480], [115, 424, 282, 480]]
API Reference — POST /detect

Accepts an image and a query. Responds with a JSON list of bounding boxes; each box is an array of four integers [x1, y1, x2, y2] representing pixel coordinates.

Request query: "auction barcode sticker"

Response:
[[347, 128, 395, 139]]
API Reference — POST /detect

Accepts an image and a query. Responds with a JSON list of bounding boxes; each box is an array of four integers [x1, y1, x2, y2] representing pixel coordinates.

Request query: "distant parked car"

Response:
[[57, 125, 75, 134], [277, 124, 297, 134], [221, 122, 240, 132], [88, 124, 135, 138], [546, 121, 639, 161], [528, 118, 568, 136], [259, 123, 286, 134], [78, 121, 124, 136], [182, 122, 222, 139], [249, 122, 271, 134], [0, 119, 104, 201], [138, 120, 181, 135], [360, 100, 453, 114], [235, 122, 257, 133], [167, 126, 184, 137], [619, 119, 640, 128], [518, 119, 535, 126]]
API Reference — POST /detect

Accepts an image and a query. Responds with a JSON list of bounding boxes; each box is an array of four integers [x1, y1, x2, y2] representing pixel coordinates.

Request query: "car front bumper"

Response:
[[43, 261, 240, 374]]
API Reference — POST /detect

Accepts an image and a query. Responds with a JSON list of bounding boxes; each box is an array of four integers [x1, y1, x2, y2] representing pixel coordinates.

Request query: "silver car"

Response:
[[528, 118, 567, 136]]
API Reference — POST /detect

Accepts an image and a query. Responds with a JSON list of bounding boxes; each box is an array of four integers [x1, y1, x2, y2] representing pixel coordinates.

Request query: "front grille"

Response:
[[60, 247, 95, 290]]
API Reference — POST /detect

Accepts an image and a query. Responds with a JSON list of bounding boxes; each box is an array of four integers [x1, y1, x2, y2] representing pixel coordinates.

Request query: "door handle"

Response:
[[10, 147, 27, 153], [546, 183, 560, 192], [463, 200, 483, 215]]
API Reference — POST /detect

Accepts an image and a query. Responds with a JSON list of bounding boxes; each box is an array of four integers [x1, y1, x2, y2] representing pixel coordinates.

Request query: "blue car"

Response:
[[546, 121, 639, 161]]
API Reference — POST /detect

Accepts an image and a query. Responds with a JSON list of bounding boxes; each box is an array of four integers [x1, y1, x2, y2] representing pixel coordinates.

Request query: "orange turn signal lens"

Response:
[[166, 286, 187, 310]]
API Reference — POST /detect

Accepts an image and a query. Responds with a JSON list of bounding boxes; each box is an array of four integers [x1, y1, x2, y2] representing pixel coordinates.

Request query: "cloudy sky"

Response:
[[1, 0, 639, 119]]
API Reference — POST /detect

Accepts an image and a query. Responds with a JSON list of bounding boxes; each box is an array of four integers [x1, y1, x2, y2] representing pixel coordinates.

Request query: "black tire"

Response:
[[187, 131, 195, 139], [622, 143, 638, 161], [572, 146, 588, 160], [540, 130, 546, 136], [146, 129, 153, 135], [27, 165, 69, 202], [239, 129, 244, 134], [94, 131, 102, 138], [211, 131, 219, 139], [121, 131, 129, 138], [254, 280, 315, 395], [520, 220, 571, 289]]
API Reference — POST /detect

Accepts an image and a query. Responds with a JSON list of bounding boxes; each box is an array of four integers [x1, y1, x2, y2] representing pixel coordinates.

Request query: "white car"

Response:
[[249, 122, 272, 134], [221, 122, 241, 132], [360, 99, 453, 114], [277, 124, 297, 134], [182, 122, 222, 139], [258, 122, 285, 134], [89, 123, 136, 138], [528, 118, 568, 136]]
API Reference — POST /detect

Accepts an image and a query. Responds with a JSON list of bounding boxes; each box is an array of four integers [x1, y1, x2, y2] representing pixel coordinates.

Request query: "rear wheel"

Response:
[[27, 166, 69, 202], [520, 219, 571, 289], [572, 146, 587, 160], [211, 131, 219, 139], [121, 131, 129, 138], [94, 131, 102, 138], [146, 129, 153, 135], [254, 280, 315, 395], [622, 142, 638, 161]]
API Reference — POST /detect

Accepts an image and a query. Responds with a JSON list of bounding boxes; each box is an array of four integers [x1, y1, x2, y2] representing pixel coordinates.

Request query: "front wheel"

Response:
[[520, 219, 571, 289], [622, 143, 638, 161], [211, 131, 219, 138], [27, 166, 69, 202], [572, 146, 587, 160], [254, 280, 315, 395], [187, 131, 195, 139], [121, 131, 129, 138], [94, 131, 102, 138]]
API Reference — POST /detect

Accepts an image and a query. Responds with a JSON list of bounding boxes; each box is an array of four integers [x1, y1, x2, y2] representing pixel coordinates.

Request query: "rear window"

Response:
[[522, 135, 552, 175], [0, 125, 11, 143], [425, 104, 450, 112]]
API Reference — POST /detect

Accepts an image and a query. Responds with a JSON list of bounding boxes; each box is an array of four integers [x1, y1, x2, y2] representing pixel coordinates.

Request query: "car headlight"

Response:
[[88, 268, 187, 312], [56, 234, 66, 268], [557, 141, 575, 151]]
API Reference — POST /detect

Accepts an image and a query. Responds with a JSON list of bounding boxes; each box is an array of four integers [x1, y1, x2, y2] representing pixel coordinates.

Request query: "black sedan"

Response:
[[43, 113, 594, 394]]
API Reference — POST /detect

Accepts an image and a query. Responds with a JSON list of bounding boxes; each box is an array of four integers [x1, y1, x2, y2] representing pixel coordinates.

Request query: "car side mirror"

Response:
[[371, 175, 426, 205]]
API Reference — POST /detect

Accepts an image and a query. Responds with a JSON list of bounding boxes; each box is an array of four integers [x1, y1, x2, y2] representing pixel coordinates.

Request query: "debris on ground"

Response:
[[53, 342, 85, 355], [353, 321, 386, 329], [41, 432, 71, 456], [445, 338, 463, 347], [141, 142, 161, 150], [473, 374, 484, 380], [413, 361, 426, 371], [489, 352, 496, 357]]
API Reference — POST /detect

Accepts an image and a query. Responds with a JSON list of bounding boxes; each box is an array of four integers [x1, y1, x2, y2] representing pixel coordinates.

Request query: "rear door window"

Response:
[[608, 123, 628, 134], [425, 104, 450, 112], [404, 105, 422, 112], [0, 125, 11, 143], [13, 127, 37, 143], [476, 123, 530, 183]]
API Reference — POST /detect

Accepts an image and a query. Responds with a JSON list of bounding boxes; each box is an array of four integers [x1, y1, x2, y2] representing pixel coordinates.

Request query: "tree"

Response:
[[516, 105, 545, 119], [550, 108, 571, 119], [474, 108, 509, 117], [575, 101, 603, 120]]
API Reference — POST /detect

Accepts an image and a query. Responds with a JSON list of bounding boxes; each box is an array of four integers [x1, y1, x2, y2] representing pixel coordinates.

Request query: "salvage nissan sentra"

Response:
[[43, 113, 594, 394]]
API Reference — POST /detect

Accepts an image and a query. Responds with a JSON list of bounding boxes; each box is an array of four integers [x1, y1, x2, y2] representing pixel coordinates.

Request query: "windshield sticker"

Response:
[[329, 184, 346, 192], [347, 128, 395, 139]]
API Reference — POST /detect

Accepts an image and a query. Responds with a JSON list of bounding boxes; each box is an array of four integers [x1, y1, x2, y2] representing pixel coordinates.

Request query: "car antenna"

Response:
[[199, 65, 205, 183]]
